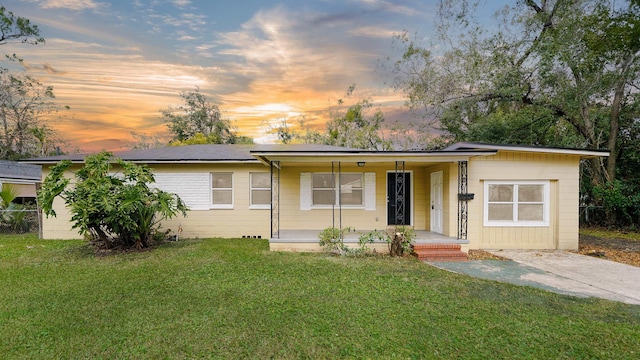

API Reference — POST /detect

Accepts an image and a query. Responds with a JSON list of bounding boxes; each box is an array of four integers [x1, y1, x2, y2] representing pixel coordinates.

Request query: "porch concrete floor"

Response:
[[270, 229, 468, 244]]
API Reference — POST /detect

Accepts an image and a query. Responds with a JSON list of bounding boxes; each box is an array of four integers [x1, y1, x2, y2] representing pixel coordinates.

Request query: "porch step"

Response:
[[413, 243, 468, 262]]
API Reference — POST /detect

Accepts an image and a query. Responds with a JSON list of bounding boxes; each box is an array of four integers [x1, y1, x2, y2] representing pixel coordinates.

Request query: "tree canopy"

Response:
[[273, 85, 391, 150], [0, 6, 67, 159], [162, 89, 251, 145], [0, 5, 44, 47], [395, 0, 639, 183]]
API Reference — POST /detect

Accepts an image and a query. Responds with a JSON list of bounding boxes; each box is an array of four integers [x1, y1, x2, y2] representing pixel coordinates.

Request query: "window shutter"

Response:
[[300, 172, 311, 210], [364, 172, 376, 211]]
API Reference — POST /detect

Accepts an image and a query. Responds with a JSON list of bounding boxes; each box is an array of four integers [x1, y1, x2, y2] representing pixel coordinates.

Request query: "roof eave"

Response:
[[445, 142, 610, 158]]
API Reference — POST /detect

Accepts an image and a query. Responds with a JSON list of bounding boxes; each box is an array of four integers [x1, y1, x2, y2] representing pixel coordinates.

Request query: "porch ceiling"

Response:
[[251, 150, 497, 167]]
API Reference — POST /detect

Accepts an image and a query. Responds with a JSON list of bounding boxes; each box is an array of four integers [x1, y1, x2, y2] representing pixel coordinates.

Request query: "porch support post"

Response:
[[395, 161, 406, 227], [270, 160, 280, 238], [331, 161, 335, 230], [331, 161, 343, 236], [338, 161, 342, 233], [457, 161, 468, 239]]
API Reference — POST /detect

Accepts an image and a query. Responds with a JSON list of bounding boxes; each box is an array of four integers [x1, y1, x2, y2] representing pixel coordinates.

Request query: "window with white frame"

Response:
[[484, 181, 549, 226], [250, 172, 271, 208], [311, 173, 363, 206], [211, 173, 233, 208], [339, 173, 363, 206]]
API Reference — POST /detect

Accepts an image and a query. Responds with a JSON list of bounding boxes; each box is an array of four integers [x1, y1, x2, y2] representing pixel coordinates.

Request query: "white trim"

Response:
[[309, 172, 365, 209], [300, 172, 311, 210], [364, 172, 376, 211], [483, 180, 550, 227], [152, 172, 210, 210], [445, 142, 609, 158], [211, 172, 234, 209], [249, 172, 271, 209], [430, 171, 443, 234], [300, 172, 371, 210]]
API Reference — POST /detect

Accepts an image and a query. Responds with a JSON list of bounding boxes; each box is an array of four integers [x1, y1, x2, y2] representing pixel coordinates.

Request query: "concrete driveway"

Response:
[[431, 250, 640, 305]]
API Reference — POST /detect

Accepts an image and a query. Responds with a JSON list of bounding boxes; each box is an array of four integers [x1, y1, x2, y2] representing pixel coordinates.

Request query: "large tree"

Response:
[[394, 0, 640, 187], [162, 89, 250, 145], [0, 72, 66, 159], [0, 5, 43, 47], [0, 6, 66, 159], [274, 85, 392, 150]]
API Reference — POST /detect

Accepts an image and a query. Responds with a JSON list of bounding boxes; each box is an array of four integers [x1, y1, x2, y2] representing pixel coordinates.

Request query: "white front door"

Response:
[[430, 171, 443, 234]]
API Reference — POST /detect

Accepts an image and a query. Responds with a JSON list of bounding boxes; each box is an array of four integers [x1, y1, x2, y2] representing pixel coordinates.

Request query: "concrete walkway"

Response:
[[430, 250, 640, 305]]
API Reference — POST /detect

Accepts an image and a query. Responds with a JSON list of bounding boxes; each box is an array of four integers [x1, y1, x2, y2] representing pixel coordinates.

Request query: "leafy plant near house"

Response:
[[38, 151, 188, 250], [357, 229, 387, 252], [387, 226, 415, 257], [0, 184, 33, 233], [318, 226, 354, 254]]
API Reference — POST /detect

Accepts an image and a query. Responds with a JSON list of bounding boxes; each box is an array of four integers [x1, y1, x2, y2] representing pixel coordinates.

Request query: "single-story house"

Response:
[[24, 143, 608, 253], [0, 160, 41, 203]]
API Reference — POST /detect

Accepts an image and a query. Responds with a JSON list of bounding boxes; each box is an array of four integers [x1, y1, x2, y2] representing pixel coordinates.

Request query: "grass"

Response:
[[580, 227, 640, 242], [1, 234, 639, 359]]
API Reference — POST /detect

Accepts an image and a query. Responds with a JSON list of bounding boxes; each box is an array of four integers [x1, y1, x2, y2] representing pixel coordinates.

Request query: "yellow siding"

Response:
[[278, 164, 429, 232], [467, 151, 580, 250], [40, 163, 271, 240]]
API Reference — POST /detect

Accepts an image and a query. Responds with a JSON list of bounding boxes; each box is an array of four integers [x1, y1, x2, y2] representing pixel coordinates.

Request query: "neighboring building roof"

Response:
[[443, 142, 610, 158], [22, 144, 355, 164], [0, 160, 41, 182]]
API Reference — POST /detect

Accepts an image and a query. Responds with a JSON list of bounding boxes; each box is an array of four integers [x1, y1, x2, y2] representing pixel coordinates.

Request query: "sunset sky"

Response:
[[3, 0, 501, 152]]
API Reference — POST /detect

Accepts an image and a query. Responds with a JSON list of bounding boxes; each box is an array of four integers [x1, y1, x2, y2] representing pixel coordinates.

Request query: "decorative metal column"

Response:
[[270, 160, 280, 238], [331, 161, 342, 234], [457, 161, 468, 239], [395, 161, 406, 226]]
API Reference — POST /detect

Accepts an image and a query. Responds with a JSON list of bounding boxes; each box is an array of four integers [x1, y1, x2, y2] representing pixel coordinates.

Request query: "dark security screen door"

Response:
[[387, 172, 411, 225]]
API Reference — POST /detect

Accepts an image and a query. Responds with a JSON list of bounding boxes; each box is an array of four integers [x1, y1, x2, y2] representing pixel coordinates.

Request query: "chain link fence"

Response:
[[0, 208, 40, 234], [579, 206, 606, 226]]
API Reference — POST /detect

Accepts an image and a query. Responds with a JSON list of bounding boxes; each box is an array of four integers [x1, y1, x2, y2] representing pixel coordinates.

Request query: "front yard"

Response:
[[1, 234, 639, 358]]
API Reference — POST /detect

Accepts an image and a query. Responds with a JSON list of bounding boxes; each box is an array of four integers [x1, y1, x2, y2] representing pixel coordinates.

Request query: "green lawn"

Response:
[[1, 235, 639, 359]]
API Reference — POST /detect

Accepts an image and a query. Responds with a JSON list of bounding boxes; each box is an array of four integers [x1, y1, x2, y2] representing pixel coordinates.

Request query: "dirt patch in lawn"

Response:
[[578, 234, 640, 267], [468, 249, 510, 260], [467, 233, 640, 267]]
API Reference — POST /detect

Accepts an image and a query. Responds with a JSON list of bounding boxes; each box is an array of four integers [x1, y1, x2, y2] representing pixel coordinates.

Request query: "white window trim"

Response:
[[312, 172, 365, 209], [483, 180, 550, 227], [211, 172, 234, 209], [249, 172, 271, 210]]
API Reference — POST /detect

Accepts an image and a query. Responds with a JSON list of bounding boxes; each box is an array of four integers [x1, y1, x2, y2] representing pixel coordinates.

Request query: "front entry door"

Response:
[[430, 171, 443, 234], [387, 172, 411, 225]]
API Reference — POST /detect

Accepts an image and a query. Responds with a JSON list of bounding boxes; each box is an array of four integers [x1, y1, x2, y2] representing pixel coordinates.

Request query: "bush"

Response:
[[38, 152, 188, 250], [592, 180, 640, 227]]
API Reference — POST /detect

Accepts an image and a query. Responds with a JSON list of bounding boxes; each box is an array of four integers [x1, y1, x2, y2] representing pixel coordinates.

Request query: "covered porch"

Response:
[[250, 147, 496, 253]]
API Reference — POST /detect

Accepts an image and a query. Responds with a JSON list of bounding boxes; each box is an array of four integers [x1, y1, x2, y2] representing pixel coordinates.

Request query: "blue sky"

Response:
[[3, 0, 502, 151]]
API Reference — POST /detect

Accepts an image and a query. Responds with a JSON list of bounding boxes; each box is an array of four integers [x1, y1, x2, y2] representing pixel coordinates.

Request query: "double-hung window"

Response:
[[250, 172, 271, 209], [484, 181, 549, 226], [311, 173, 363, 207], [211, 173, 233, 209]]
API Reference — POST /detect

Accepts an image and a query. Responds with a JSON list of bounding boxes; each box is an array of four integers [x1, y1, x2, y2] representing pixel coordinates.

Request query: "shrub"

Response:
[[38, 152, 188, 250], [318, 226, 353, 254], [386, 226, 415, 257]]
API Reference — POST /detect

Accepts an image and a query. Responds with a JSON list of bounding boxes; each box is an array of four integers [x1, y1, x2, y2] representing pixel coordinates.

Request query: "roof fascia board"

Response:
[[30, 159, 262, 165], [250, 150, 497, 163], [445, 142, 609, 158]]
